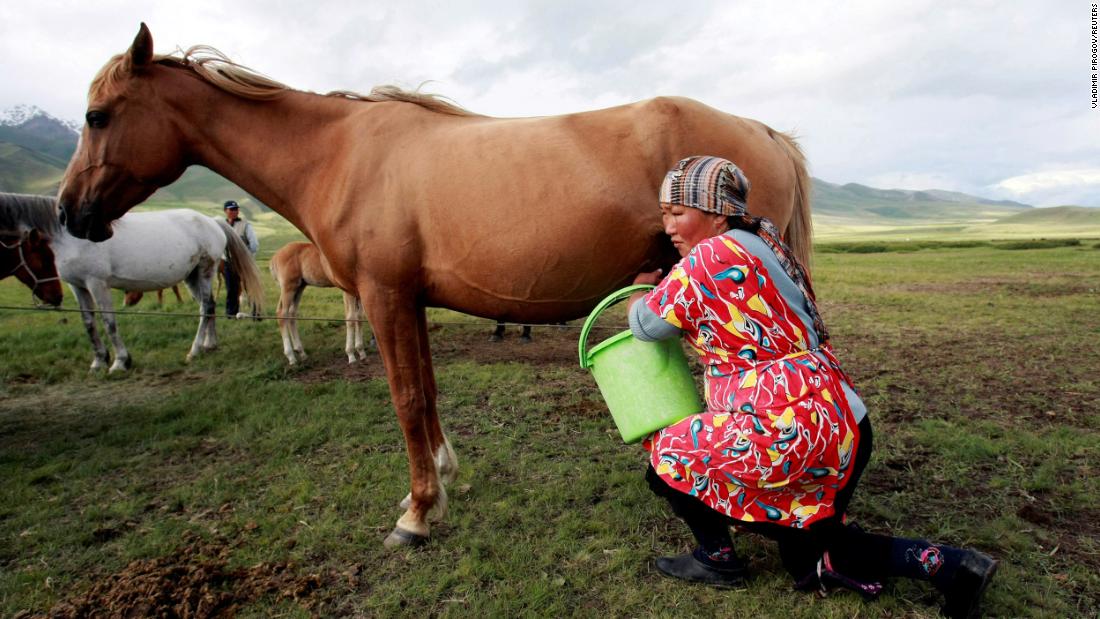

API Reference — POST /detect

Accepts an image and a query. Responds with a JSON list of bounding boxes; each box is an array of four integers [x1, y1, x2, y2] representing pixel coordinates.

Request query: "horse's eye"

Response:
[[85, 110, 109, 129]]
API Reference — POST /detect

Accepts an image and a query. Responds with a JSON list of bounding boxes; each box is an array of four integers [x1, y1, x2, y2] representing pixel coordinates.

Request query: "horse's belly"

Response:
[[422, 231, 669, 322]]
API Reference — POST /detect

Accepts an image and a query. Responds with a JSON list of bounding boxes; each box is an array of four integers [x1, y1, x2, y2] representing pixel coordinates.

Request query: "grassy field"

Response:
[[1, 230, 1099, 617], [814, 205, 1100, 242]]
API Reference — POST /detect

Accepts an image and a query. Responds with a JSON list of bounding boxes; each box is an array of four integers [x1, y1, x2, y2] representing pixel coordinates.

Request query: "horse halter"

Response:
[[1, 234, 60, 308]]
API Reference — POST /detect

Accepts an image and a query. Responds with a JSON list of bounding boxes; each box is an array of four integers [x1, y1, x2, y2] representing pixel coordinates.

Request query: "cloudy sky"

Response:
[[2, 0, 1097, 206]]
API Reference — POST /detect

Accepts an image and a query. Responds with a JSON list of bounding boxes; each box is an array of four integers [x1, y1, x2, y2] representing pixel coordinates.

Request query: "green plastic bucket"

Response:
[[579, 285, 703, 444]]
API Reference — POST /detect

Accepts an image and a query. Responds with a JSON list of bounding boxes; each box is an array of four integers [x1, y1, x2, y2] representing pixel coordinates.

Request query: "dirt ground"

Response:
[[32, 534, 325, 619]]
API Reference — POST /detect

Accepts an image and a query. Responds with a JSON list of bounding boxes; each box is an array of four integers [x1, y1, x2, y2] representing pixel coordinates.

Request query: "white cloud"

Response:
[[992, 168, 1100, 206], [0, 0, 1097, 206]]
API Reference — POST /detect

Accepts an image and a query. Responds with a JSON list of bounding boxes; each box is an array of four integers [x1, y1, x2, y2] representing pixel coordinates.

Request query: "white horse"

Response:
[[51, 207, 264, 371]]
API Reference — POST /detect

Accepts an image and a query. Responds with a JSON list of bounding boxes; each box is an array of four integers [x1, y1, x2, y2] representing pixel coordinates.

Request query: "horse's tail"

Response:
[[216, 219, 265, 314], [769, 128, 814, 273]]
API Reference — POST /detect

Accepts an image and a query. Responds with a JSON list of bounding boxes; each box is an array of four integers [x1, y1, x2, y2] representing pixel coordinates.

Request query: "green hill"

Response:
[[149, 166, 267, 209], [970, 206, 1100, 234], [0, 142, 68, 195], [812, 179, 1030, 224]]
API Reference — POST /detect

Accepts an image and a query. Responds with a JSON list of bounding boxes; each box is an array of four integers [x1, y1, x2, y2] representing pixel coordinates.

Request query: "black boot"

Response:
[[938, 550, 998, 619], [654, 551, 747, 589]]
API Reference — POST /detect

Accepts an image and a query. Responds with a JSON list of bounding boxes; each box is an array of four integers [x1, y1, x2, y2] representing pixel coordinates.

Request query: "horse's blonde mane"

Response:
[[0, 193, 60, 237], [91, 45, 479, 117]]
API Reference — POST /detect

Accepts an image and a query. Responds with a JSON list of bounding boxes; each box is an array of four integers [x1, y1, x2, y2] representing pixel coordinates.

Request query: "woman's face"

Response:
[[661, 204, 729, 256]]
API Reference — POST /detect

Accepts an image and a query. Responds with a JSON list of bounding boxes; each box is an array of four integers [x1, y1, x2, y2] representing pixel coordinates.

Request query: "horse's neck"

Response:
[[172, 80, 360, 234], [49, 227, 89, 268]]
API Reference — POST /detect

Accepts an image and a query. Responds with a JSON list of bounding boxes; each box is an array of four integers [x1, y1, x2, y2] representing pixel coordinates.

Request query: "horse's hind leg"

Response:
[[185, 263, 217, 361], [343, 291, 365, 363], [276, 280, 299, 365], [199, 270, 218, 352], [288, 285, 307, 361], [86, 281, 131, 372], [353, 296, 371, 360], [70, 284, 110, 371]]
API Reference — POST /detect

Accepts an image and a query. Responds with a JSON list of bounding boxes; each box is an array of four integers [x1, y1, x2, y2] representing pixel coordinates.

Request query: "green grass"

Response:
[[1, 236, 1099, 616]]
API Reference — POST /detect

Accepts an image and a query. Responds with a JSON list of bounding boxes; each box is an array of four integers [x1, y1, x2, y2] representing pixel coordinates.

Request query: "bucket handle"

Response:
[[578, 284, 655, 369]]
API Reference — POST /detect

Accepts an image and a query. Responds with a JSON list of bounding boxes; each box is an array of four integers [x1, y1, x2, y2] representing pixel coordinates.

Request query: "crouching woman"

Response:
[[628, 156, 996, 619]]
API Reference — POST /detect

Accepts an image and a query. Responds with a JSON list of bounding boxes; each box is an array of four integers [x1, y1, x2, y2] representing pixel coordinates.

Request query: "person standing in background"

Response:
[[222, 200, 259, 318]]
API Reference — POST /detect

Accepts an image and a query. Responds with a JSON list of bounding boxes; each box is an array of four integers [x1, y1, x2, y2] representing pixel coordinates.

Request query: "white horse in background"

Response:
[[51, 205, 264, 371]]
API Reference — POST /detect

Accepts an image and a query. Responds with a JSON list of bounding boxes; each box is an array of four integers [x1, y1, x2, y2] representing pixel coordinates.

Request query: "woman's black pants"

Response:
[[647, 416, 890, 580]]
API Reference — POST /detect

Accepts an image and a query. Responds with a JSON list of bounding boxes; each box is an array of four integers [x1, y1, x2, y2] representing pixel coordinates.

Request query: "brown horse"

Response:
[[0, 193, 63, 307], [123, 285, 184, 307], [270, 241, 370, 365], [58, 24, 814, 547]]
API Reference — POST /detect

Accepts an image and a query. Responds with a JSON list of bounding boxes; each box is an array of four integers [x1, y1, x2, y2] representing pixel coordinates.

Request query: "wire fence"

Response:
[[0, 303, 625, 331]]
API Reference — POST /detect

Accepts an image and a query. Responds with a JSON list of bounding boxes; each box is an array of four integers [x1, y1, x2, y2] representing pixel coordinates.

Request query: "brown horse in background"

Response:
[[0, 193, 63, 307], [58, 24, 814, 547], [270, 241, 370, 366], [124, 285, 183, 307]]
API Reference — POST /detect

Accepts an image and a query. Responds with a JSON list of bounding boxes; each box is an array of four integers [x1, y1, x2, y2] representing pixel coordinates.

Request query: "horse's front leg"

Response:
[[69, 283, 110, 371], [398, 304, 458, 517], [87, 281, 130, 372], [366, 292, 443, 548]]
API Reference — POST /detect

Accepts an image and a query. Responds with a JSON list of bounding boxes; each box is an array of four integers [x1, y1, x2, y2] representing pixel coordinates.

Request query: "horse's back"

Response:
[[347, 97, 799, 319], [61, 209, 225, 290], [272, 241, 333, 288]]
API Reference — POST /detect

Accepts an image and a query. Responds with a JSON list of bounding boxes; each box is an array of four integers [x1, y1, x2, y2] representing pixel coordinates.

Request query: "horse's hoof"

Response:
[[347, 355, 358, 365], [489, 334, 503, 343], [109, 362, 129, 373], [383, 527, 427, 549]]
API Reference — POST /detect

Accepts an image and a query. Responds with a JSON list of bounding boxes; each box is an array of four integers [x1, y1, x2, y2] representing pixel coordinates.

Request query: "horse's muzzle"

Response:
[[61, 201, 114, 242]]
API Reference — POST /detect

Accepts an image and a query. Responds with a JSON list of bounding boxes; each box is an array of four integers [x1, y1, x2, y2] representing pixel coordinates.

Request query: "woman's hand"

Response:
[[632, 268, 664, 286], [628, 269, 663, 311]]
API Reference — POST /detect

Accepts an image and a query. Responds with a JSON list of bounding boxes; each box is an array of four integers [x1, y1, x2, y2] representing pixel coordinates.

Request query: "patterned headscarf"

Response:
[[660, 155, 829, 344]]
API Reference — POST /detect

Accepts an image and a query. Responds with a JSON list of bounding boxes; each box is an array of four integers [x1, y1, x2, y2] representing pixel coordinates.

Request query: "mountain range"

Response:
[[3, 105, 1094, 234]]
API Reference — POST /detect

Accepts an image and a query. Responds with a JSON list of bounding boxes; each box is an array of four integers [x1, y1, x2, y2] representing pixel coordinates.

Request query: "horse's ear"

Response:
[[129, 22, 154, 70]]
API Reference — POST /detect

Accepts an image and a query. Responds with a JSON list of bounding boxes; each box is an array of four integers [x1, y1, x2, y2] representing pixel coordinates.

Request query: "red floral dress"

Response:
[[642, 234, 861, 528]]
